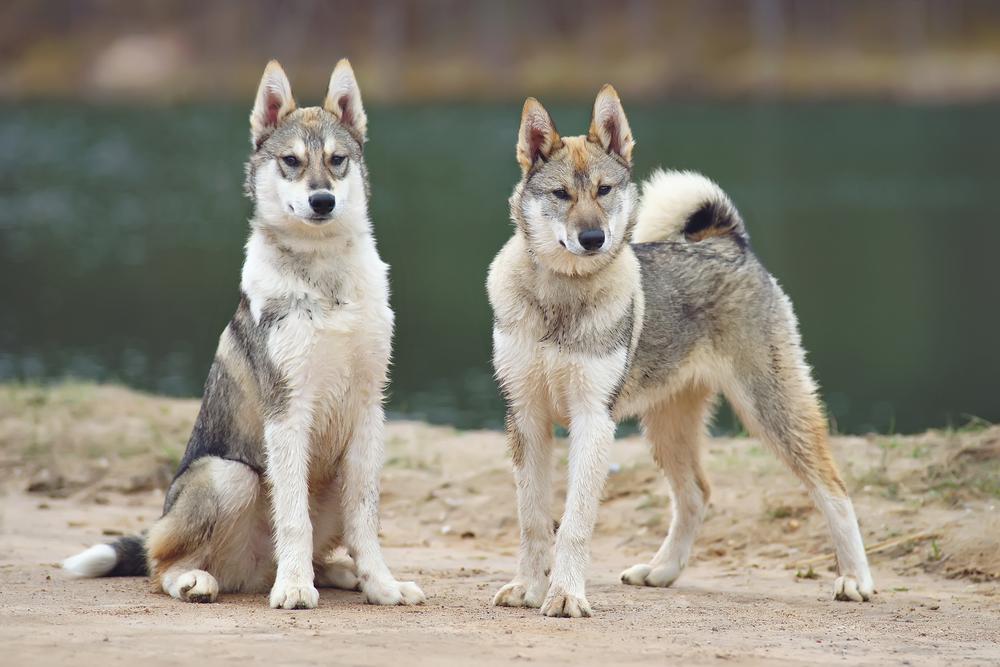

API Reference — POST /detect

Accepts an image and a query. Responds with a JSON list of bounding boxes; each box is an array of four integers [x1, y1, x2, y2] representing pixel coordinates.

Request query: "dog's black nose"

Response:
[[578, 228, 605, 251], [308, 192, 336, 215]]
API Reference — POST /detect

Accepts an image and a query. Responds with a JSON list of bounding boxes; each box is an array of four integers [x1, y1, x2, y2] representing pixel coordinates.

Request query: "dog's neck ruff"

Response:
[[241, 208, 380, 324]]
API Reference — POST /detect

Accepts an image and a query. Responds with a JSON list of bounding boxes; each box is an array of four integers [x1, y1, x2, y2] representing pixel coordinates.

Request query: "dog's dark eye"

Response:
[[553, 188, 570, 201], [282, 155, 300, 168], [330, 155, 346, 167], [597, 184, 612, 196]]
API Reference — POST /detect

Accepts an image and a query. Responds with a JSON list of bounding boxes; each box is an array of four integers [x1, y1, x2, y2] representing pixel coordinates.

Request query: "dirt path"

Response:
[[1, 385, 998, 665]]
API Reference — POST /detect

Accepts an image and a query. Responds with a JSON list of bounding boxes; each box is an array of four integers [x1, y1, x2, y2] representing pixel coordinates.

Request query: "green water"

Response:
[[1, 102, 997, 433]]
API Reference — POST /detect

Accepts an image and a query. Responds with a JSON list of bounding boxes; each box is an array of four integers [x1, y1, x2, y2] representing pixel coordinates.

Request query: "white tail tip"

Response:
[[63, 544, 117, 578]]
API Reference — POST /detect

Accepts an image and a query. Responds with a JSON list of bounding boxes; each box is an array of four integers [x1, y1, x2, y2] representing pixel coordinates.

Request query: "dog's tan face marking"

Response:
[[565, 136, 590, 174], [269, 113, 355, 189]]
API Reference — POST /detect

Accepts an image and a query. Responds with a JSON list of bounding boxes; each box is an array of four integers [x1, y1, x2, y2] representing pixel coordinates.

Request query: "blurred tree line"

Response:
[[2, 0, 999, 102]]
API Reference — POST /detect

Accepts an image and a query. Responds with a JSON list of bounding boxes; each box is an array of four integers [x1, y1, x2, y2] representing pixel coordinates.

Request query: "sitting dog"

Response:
[[64, 60, 424, 610], [487, 86, 873, 617]]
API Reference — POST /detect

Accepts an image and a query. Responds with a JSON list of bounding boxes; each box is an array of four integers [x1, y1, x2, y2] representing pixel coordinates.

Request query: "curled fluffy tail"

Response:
[[63, 535, 148, 578], [633, 169, 747, 246]]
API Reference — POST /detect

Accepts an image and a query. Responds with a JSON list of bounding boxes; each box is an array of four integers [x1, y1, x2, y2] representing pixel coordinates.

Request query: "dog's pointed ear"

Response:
[[517, 98, 561, 175], [250, 60, 296, 149], [588, 84, 634, 164], [324, 59, 368, 142]]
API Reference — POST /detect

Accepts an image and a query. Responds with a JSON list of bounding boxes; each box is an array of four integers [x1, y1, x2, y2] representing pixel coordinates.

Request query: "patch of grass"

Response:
[[160, 447, 182, 469], [942, 414, 994, 438], [118, 443, 151, 459], [636, 494, 663, 511], [975, 477, 1000, 499], [924, 454, 1000, 503], [892, 586, 910, 592], [84, 443, 109, 459], [854, 468, 899, 500], [878, 437, 902, 467], [956, 414, 992, 434], [926, 479, 960, 492], [795, 565, 819, 580], [24, 391, 49, 407], [385, 455, 412, 469], [929, 539, 943, 562], [385, 455, 434, 471], [853, 437, 911, 501], [767, 505, 794, 520], [22, 441, 49, 460]]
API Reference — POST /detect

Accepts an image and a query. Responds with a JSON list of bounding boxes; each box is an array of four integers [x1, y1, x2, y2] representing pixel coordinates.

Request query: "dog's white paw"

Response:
[[493, 580, 545, 608], [176, 569, 219, 603], [270, 579, 319, 610], [540, 587, 592, 618], [362, 578, 426, 606], [316, 561, 360, 591], [833, 575, 874, 602], [620, 563, 652, 586], [620, 562, 682, 588]]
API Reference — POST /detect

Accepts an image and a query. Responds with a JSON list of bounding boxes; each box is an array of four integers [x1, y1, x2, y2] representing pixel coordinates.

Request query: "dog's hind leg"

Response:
[[621, 382, 714, 588], [314, 548, 360, 591], [309, 483, 360, 591], [723, 337, 874, 602], [161, 566, 219, 603], [147, 457, 264, 603]]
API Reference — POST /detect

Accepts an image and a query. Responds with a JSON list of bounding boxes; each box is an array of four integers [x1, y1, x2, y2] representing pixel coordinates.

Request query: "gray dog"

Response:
[[488, 85, 873, 617]]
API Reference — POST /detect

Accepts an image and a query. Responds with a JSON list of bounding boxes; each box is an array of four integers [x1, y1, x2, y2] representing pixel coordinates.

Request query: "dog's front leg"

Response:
[[342, 402, 425, 605], [493, 402, 554, 608], [265, 415, 319, 610], [543, 408, 614, 617], [542, 357, 622, 618]]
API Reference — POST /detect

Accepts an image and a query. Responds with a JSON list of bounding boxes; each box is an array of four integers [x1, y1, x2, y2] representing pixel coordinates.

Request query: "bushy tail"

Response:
[[63, 535, 148, 578], [633, 169, 747, 246]]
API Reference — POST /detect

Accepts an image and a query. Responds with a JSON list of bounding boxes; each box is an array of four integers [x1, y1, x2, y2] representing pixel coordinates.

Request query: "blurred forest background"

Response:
[[1, 1, 998, 434], [4, 0, 1000, 102]]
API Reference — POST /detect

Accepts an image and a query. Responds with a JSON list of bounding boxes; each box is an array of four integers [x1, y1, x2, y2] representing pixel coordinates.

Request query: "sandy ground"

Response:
[[1, 384, 999, 666]]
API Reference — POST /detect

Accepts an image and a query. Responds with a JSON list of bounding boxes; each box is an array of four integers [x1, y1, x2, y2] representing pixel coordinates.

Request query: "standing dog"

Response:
[[63, 60, 424, 610], [487, 86, 874, 617]]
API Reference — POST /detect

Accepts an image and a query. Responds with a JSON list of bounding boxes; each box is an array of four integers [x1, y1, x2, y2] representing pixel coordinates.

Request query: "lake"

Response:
[[1, 101, 997, 434]]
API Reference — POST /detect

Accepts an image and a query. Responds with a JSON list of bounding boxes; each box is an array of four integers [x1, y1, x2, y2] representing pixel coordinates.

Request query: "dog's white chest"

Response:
[[494, 327, 627, 426], [242, 229, 393, 437], [270, 290, 390, 392]]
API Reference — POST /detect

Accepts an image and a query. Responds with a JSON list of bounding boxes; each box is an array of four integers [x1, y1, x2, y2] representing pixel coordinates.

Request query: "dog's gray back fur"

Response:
[[622, 237, 768, 402], [166, 294, 280, 511]]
